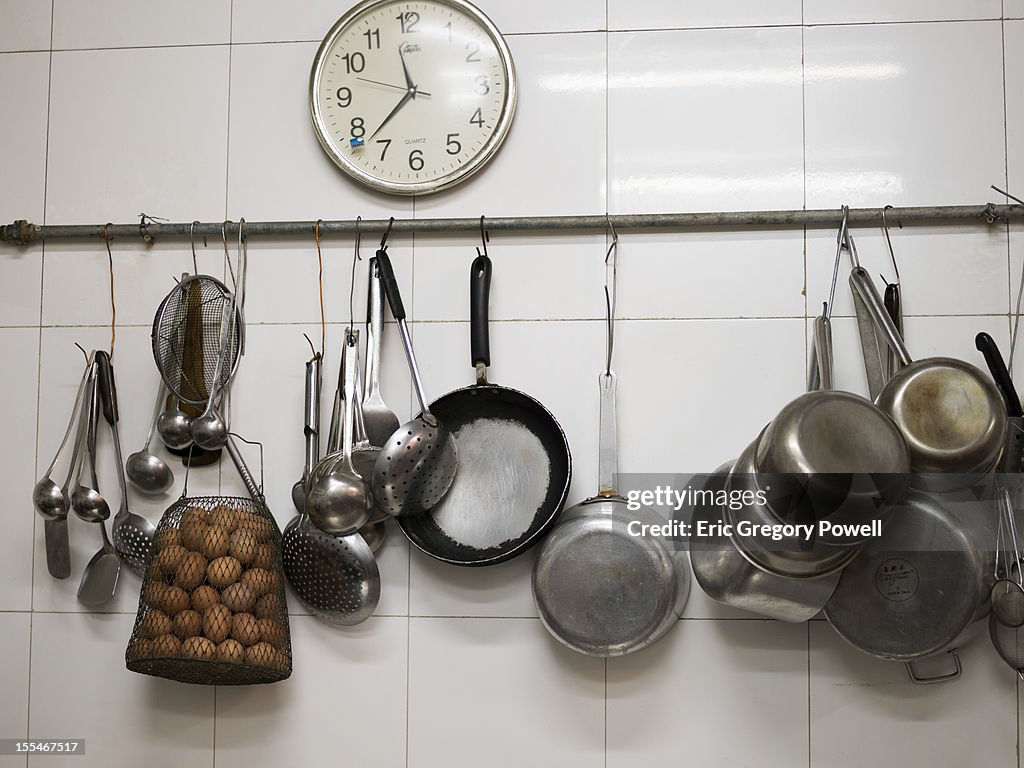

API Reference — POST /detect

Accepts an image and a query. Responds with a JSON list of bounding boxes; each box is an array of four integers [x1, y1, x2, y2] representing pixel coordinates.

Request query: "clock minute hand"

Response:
[[369, 89, 416, 141], [355, 76, 431, 97]]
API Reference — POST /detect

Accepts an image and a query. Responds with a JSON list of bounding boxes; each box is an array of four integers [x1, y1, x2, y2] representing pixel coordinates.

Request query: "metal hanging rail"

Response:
[[2, 203, 1021, 244]]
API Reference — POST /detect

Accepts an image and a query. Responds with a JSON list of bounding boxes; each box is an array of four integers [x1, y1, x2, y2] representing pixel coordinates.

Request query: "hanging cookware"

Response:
[[823, 486, 996, 683], [975, 332, 1024, 476], [688, 462, 842, 622], [751, 315, 911, 548], [398, 253, 572, 566], [849, 267, 1006, 492], [370, 250, 458, 517]]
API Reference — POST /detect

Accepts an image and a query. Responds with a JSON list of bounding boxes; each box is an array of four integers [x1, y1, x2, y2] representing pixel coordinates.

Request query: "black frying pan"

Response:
[[396, 253, 572, 566]]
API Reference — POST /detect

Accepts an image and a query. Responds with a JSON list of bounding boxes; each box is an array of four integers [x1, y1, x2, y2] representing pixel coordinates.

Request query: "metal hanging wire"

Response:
[[604, 214, 619, 376]]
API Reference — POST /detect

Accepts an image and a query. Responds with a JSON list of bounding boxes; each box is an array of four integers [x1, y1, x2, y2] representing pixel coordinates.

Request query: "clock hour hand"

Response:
[[369, 89, 416, 141], [399, 44, 415, 90], [355, 76, 431, 97]]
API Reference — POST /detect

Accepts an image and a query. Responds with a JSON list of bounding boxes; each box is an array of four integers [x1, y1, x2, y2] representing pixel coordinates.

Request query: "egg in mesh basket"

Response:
[[125, 495, 292, 685]]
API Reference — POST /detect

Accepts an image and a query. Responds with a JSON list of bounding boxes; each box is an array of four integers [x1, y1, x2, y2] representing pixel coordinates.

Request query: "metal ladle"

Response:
[[126, 383, 175, 495], [306, 330, 373, 535], [33, 356, 94, 522]]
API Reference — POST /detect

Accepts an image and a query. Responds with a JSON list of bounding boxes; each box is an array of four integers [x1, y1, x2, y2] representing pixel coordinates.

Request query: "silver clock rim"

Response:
[[309, 0, 517, 196]]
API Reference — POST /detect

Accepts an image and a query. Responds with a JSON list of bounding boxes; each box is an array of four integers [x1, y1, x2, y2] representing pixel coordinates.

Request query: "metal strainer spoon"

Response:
[[371, 250, 458, 517], [96, 351, 156, 575], [126, 382, 174, 495], [306, 331, 373, 535]]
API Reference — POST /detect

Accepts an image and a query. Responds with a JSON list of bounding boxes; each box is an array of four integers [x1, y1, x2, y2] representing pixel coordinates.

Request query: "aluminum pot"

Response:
[[850, 267, 1006, 493], [688, 463, 841, 622], [727, 434, 863, 578], [823, 486, 996, 682], [755, 316, 911, 544]]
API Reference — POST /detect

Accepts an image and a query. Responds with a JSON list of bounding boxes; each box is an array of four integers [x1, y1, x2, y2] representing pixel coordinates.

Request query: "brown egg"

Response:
[[228, 528, 258, 565], [209, 505, 240, 533], [240, 568, 273, 597], [154, 527, 182, 551], [126, 638, 153, 661], [154, 544, 189, 577], [143, 582, 169, 612], [245, 641, 277, 667], [252, 593, 281, 620], [151, 634, 183, 658], [251, 543, 276, 570], [217, 638, 246, 663], [145, 560, 165, 583], [173, 609, 203, 639], [163, 586, 190, 617], [190, 585, 220, 613], [230, 612, 260, 646], [207, 556, 242, 588], [201, 525, 230, 560], [203, 604, 233, 644], [257, 618, 287, 649], [175, 551, 209, 591], [181, 636, 216, 660], [246, 515, 274, 542], [221, 582, 256, 613], [138, 609, 172, 639], [180, 518, 208, 553]]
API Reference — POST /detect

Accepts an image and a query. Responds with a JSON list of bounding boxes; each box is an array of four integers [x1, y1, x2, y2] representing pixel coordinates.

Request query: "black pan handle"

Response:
[[375, 249, 406, 322], [883, 283, 901, 329], [470, 253, 491, 367], [95, 350, 119, 425], [976, 332, 1023, 417]]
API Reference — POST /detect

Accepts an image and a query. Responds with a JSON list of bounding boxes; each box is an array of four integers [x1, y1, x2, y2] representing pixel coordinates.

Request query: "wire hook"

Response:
[[351, 215, 363, 336], [189, 221, 199, 275], [881, 205, 901, 285], [826, 205, 851, 317], [477, 215, 489, 259], [379, 216, 394, 251], [314, 219, 325, 355], [604, 214, 619, 376]]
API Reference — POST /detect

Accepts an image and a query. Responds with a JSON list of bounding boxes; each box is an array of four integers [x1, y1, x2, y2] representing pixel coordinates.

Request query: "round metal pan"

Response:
[[397, 253, 571, 566]]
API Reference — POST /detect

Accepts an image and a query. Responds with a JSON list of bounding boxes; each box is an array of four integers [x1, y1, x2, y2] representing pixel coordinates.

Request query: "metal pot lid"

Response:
[[876, 358, 1006, 476], [533, 499, 687, 657], [757, 391, 910, 475], [823, 490, 994, 661]]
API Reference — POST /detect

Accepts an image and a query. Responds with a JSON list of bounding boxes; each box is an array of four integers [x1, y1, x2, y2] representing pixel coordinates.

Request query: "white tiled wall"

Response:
[[1, 2, 1022, 767]]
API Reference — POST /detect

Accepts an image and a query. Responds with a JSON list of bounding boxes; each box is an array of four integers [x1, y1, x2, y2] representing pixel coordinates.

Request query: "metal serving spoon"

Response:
[[126, 382, 174, 494]]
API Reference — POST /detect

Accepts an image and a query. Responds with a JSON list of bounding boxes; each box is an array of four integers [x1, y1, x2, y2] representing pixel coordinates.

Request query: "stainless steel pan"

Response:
[[533, 370, 690, 657], [850, 267, 1007, 491]]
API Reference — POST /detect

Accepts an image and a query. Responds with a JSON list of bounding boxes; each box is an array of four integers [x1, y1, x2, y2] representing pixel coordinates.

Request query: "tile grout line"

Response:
[[26, 2, 56, 751], [800, 11, 810, 384]]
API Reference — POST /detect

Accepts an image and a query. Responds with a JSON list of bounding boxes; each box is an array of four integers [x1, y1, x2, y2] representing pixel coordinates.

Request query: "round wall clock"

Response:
[[310, 0, 517, 195]]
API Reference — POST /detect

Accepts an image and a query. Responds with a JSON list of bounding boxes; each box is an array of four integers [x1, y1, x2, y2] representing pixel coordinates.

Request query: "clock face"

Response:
[[310, 0, 517, 195]]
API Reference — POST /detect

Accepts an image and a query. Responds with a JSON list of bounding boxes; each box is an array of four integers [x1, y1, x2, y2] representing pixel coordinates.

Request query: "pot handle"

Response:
[[470, 253, 492, 379], [905, 650, 962, 685], [975, 332, 1023, 418], [849, 267, 914, 367]]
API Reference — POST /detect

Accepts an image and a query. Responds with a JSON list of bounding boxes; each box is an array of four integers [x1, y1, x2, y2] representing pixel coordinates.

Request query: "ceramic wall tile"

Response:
[[51, 0, 231, 49]]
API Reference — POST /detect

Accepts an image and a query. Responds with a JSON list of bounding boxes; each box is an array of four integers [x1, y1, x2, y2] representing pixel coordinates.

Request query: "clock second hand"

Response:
[[355, 76, 432, 97]]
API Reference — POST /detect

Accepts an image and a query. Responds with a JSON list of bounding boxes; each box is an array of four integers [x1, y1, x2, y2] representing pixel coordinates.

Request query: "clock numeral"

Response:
[[336, 87, 352, 108], [474, 75, 490, 95], [408, 149, 424, 171], [444, 21, 452, 42], [341, 52, 365, 73], [395, 11, 420, 33], [350, 117, 365, 139], [465, 42, 480, 62], [364, 28, 380, 49], [445, 133, 462, 155], [469, 108, 485, 127], [376, 139, 392, 160]]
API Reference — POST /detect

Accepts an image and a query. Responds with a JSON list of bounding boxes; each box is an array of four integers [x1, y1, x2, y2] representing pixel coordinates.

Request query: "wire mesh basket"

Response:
[[125, 495, 292, 685]]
